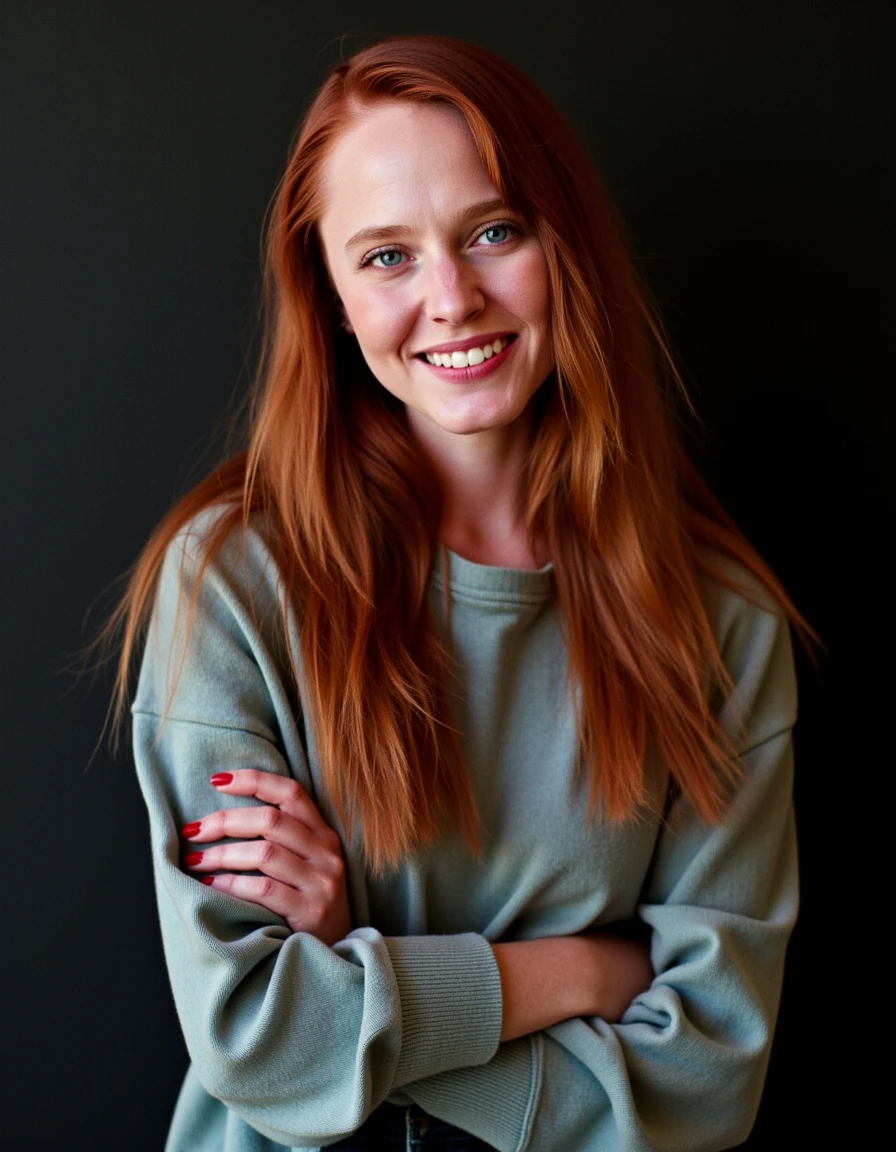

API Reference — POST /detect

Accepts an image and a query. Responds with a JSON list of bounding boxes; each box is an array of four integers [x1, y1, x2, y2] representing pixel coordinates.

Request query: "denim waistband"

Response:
[[327, 1102, 496, 1150]]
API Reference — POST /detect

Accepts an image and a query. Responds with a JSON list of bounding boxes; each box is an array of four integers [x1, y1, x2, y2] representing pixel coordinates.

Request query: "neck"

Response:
[[407, 409, 547, 569]]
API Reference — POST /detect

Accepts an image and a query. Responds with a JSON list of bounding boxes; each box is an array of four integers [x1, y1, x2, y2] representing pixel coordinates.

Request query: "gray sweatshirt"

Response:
[[133, 509, 798, 1151]]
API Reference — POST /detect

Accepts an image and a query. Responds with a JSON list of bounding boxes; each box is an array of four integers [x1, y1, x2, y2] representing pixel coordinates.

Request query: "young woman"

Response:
[[116, 34, 807, 1152]]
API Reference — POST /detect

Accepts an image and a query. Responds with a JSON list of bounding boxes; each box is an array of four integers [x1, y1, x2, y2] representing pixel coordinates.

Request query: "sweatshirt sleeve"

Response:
[[131, 518, 503, 1147], [399, 584, 800, 1152]]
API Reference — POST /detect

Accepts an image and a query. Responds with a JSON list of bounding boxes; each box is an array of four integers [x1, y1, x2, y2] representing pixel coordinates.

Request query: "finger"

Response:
[[185, 840, 320, 888], [203, 872, 347, 941], [182, 805, 322, 860], [209, 770, 333, 836], [202, 873, 314, 929]]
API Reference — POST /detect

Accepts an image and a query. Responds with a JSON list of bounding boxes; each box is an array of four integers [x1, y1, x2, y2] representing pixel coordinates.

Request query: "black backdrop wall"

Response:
[[1, 2, 884, 1147]]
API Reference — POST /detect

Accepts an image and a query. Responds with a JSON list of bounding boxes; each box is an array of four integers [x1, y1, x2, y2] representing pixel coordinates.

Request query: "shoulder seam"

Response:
[[738, 723, 794, 759], [131, 708, 277, 742]]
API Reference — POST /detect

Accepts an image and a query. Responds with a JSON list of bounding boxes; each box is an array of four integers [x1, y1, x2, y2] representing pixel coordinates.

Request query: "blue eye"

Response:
[[370, 250, 405, 268], [481, 224, 510, 244]]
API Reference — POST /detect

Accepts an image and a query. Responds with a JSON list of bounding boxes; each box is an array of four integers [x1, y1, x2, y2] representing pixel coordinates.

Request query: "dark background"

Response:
[[1, 1, 885, 1147]]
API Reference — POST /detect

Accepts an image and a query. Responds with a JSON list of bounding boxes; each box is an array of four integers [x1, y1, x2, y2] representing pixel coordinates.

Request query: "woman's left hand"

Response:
[[182, 769, 351, 947]]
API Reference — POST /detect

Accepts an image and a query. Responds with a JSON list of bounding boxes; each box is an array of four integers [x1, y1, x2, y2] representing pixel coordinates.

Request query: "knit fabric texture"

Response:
[[133, 510, 798, 1151]]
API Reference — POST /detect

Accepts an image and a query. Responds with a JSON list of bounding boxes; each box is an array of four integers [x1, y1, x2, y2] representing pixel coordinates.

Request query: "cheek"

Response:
[[495, 250, 551, 326], [343, 289, 414, 358], [514, 252, 554, 374], [524, 256, 552, 324]]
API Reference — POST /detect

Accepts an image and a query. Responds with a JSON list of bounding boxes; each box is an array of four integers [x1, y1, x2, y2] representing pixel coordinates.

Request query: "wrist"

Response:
[[492, 936, 594, 1041]]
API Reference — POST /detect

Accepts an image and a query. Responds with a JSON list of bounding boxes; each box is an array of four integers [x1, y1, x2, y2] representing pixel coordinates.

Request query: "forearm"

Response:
[[406, 725, 799, 1152], [407, 896, 793, 1152], [137, 714, 504, 1144], [492, 932, 653, 1042]]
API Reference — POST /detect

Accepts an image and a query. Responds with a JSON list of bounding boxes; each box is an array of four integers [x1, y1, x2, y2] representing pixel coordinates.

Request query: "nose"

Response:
[[424, 253, 485, 326]]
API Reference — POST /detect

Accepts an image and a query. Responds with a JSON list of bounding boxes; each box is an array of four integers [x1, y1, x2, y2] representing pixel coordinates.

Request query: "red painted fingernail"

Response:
[[182, 822, 202, 838], [202, 876, 215, 886], [210, 773, 233, 786], [184, 851, 204, 866]]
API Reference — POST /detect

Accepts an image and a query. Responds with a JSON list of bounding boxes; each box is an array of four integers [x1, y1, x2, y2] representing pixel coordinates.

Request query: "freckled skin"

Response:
[[317, 103, 555, 458]]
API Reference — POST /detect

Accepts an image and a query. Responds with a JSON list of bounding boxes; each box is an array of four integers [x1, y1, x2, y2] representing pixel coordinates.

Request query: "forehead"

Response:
[[318, 102, 500, 241]]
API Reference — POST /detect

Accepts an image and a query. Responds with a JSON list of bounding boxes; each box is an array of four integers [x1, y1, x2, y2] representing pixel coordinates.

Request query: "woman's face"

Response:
[[317, 101, 554, 449]]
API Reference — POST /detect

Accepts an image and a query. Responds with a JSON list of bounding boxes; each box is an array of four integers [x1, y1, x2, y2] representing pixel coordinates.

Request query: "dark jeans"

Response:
[[328, 1103, 497, 1151]]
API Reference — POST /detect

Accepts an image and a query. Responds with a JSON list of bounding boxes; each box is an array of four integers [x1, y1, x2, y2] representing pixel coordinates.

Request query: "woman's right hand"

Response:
[[182, 769, 352, 947], [492, 930, 653, 1042]]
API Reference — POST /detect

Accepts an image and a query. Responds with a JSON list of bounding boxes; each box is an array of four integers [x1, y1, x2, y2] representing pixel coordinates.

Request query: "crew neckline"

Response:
[[430, 546, 553, 603]]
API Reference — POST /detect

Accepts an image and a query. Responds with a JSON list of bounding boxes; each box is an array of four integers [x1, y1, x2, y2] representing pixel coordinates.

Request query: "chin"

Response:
[[434, 398, 530, 436], [433, 416, 513, 438]]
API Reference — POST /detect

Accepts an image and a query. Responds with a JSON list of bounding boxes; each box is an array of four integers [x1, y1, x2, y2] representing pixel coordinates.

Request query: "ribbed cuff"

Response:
[[384, 933, 503, 1087]]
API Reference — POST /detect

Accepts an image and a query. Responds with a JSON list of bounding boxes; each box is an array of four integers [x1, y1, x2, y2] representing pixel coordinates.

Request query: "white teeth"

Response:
[[424, 338, 510, 368]]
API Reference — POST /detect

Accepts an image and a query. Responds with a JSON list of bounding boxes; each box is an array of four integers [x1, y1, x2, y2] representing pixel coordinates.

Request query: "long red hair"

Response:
[[111, 35, 809, 872]]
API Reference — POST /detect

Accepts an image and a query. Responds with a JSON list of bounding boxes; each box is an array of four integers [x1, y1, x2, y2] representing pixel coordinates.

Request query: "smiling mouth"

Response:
[[420, 335, 516, 369]]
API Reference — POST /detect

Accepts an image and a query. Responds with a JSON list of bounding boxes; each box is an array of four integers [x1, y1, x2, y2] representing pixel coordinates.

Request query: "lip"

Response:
[[416, 331, 516, 357], [418, 333, 518, 383]]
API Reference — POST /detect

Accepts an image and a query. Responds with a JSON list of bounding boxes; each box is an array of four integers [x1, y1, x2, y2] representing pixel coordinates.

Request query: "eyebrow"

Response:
[[343, 197, 511, 253]]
